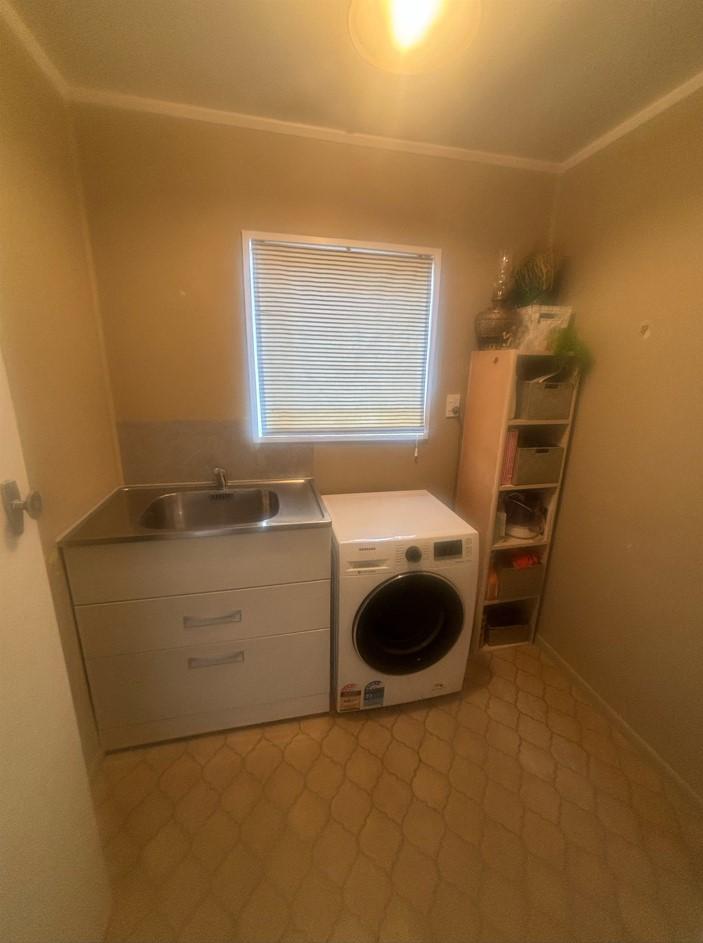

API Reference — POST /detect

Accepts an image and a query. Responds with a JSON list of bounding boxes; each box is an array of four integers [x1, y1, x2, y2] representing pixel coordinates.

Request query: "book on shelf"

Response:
[[500, 429, 518, 485]]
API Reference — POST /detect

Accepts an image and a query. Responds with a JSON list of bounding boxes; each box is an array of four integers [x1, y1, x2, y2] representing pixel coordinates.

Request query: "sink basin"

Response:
[[60, 478, 329, 545], [139, 488, 280, 532]]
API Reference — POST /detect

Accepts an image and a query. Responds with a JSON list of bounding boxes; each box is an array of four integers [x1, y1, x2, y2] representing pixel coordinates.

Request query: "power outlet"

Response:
[[445, 393, 461, 418]]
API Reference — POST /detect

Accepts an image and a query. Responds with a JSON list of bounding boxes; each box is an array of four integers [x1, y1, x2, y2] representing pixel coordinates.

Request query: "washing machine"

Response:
[[322, 490, 478, 712]]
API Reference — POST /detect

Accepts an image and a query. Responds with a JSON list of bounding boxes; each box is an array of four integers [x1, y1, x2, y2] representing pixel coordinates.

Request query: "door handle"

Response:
[[188, 650, 245, 670], [183, 610, 242, 629], [1, 480, 42, 536]]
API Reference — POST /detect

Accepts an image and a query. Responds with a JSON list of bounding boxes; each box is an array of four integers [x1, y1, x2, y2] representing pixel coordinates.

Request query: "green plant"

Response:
[[551, 323, 594, 376], [509, 250, 561, 307]]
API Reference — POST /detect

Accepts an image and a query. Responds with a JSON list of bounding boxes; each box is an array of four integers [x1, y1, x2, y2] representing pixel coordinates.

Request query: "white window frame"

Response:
[[242, 230, 441, 444]]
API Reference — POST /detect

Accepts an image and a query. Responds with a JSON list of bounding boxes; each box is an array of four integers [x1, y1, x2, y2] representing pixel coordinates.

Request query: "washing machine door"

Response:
[[353, 572, 464, 676]]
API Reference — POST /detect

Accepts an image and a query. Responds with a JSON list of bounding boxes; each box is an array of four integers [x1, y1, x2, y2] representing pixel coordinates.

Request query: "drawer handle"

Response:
[[183, 609, 242, 629], [188, 650, 245, 670]]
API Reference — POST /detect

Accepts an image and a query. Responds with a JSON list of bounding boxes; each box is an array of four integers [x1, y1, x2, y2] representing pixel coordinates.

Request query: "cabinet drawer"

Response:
[[87, 628, 330, 730], [76, 580, 330, 657]]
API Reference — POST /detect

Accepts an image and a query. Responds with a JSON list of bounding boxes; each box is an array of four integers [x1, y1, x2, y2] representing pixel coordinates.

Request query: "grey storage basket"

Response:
[[485, 623, 531, 646], [512, 446, 564, 485], [517, 380, 574, 420], [483, 602, 532, 646], [497, 564, 544, 600]]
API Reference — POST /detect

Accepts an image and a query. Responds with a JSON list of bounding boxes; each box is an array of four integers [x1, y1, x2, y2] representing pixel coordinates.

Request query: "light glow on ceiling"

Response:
[[349, 0, 481, 75], [388, 0, 445, 50]]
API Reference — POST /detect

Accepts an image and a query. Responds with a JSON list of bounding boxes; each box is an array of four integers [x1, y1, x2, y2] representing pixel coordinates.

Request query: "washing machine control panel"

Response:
[[339, 533, 475, 575], [393, 536, 473, 570], [434, 538, 465, 559], [403, 541, 465, 562]]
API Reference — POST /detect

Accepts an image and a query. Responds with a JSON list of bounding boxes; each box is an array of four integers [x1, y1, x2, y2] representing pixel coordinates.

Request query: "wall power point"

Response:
[[445, 393, 461, 418]]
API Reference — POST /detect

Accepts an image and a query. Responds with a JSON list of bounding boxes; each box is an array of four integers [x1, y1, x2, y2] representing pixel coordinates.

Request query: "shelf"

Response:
[[483, 595, 540, 606], [498, 482, 558, 491], [491, 536, 548, 551], [516, 352, 558, 358], [507, 419, 569, 427], [482, 638, 534, 651], [456, 350, 579, 656]]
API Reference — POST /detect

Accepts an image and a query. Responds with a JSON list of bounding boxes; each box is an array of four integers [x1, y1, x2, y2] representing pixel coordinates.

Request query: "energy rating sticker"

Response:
[[339, 683, 361, 711]]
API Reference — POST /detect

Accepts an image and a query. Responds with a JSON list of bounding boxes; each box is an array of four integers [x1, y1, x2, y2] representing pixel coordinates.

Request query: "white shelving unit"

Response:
[[455, 349, 579, 650]]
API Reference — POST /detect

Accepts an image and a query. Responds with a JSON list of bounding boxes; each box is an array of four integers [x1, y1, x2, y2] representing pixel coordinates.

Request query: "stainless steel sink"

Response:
[[139, 488, 280, 532], [59, 479, 329, 545]]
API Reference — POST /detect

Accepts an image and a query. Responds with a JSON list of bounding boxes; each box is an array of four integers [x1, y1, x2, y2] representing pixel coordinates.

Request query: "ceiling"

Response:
[[12, 0, 703, 162]]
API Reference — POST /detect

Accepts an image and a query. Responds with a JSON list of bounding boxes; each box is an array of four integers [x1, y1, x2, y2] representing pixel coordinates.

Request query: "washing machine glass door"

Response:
[[353, 572, 464, 675]]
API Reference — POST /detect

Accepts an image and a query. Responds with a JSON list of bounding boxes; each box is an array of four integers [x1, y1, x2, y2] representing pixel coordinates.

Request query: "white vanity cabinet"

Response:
[[63, 527, 331, 749]]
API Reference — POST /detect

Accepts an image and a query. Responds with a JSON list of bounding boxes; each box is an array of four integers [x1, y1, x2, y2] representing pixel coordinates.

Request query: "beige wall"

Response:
[[542, 89, 703, 797], [0, 20, 122, 763], [74, 105, 556, 502]]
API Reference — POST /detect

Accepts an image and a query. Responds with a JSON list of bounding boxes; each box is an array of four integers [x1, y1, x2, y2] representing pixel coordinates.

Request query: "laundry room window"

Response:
[[243, 232, 440, 442]]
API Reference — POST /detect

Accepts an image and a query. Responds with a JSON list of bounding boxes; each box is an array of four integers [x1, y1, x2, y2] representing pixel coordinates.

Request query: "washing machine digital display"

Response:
[[433, 539, 463, 559]]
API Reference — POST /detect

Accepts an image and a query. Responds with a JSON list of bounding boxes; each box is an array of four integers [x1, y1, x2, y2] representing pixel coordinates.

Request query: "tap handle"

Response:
[[212, 466, 228, 487]]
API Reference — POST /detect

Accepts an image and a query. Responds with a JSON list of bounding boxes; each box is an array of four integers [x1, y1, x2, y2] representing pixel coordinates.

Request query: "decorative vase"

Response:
[[475, 250, 520, 349]]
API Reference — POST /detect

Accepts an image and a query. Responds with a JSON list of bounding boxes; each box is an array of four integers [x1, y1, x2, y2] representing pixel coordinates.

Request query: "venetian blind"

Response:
[[246, 236, 437, 441]]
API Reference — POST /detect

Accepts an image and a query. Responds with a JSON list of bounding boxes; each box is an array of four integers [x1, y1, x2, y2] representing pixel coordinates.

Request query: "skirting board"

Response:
[[536, 637, 702, 810]]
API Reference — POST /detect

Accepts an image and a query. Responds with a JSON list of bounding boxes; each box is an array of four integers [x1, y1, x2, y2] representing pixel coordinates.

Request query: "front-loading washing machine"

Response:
[[322, 490, 478, 712]]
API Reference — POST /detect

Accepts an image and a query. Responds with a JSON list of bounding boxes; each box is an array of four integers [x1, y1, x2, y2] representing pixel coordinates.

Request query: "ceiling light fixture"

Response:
[[389, 0, 444, 50], [349, 0, 481, 75]]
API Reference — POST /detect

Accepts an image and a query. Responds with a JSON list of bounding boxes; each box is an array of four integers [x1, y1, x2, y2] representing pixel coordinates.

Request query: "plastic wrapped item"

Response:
[[515, 305, 572, 353]]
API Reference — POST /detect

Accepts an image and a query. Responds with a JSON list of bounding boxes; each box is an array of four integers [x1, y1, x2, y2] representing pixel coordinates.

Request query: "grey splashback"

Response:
[[118, 420, 313, 484]]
